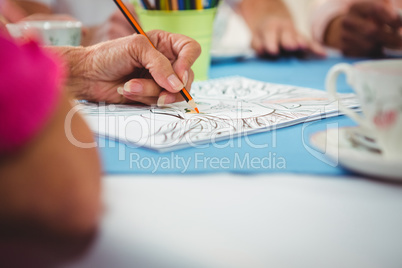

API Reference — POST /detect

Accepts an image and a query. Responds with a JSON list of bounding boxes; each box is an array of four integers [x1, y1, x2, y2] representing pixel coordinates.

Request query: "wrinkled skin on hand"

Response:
[[63, 30, 201, 105]]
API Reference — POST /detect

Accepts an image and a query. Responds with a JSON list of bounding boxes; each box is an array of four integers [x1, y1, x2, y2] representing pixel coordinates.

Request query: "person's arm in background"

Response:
[[311, 0, 402, 57], [0, 33, 102, 267], [0, 93, 102, 267], [236, 0, 325, 56]]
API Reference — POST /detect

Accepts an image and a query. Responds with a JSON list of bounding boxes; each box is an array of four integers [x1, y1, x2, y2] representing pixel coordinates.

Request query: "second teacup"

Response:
[[6, 20, 82, 46], [326, 59, 402, 159]]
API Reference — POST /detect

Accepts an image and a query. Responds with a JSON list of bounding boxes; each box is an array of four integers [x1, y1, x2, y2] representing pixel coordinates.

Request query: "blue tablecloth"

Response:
[[100, 56, 362, 176]]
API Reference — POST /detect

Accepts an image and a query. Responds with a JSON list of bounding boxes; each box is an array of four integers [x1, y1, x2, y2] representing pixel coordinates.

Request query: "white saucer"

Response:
[[310, 127, 402, 180]]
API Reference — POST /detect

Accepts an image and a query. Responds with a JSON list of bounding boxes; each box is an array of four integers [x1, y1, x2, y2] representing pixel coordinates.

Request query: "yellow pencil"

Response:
[[195, 0, 203, 10]]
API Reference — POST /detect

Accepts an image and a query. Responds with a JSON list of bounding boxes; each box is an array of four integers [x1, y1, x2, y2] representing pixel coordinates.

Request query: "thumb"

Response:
[[128, 34, 184, 93]]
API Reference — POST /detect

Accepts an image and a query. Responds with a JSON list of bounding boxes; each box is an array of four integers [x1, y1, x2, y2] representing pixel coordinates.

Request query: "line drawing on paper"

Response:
[[81, 77, 359, 151]]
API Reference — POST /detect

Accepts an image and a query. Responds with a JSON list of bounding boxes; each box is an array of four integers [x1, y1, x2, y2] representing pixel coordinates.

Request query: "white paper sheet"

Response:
[[80, 77, 359, 152]]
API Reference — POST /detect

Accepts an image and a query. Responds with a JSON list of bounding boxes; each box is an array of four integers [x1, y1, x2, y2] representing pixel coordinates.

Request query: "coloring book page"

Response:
[[80, 76, 359, 152]]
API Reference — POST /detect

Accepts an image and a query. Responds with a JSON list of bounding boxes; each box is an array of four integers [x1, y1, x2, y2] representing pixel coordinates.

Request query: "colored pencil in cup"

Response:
[[171, 0, 178, 10], [184, 0, 191, 9], [160, 0, 167, 10], [113, 0, 200, 113], [178, 0, 184, 10], [140, 0, 154, 9], [190, 0, 195, 9], [195, 0, 203, 10]]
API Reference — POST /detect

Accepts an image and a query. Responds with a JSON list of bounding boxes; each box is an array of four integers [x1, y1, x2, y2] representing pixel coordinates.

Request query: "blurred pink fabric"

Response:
[[311, 0, 402, 43], [0, 32, 64, 153]]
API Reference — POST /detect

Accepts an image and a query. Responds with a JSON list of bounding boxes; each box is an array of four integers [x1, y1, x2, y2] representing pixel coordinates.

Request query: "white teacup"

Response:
[[6, 20, 82, 46], [326, 59, 402, 159]]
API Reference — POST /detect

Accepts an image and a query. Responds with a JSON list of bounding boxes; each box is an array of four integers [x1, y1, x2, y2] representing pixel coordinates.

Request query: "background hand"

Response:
[[250, 15, 326, 57], [238, 0, 325, 57], [325, 1, 402, 57]]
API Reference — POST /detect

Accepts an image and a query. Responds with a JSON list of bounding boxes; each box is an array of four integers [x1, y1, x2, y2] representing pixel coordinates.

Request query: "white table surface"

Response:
[[65, 173, 402, 268]]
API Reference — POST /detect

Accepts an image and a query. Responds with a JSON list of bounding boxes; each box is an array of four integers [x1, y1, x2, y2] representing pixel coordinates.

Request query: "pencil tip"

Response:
[[188, 99, 200, 113]]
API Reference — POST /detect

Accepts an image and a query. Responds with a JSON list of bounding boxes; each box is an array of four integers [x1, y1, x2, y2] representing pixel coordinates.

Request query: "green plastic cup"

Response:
[[136, 8, 217, 81]]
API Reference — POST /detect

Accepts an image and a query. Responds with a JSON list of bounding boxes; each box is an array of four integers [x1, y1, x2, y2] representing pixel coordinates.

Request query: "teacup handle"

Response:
[[326, 63, 371, 130]]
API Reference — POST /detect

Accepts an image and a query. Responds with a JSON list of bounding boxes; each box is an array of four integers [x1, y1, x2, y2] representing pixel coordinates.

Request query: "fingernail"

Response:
[[124, 81, 142, 94], [182, 71, 188, 86], [167, 74, 184, 92], [117, 87, 124, 95], [157, 95, 167, 107]]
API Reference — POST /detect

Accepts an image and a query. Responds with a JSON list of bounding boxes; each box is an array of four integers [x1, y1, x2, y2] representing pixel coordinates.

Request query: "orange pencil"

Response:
[[171, 0, 179, 10], [113, 0, 200, 113]]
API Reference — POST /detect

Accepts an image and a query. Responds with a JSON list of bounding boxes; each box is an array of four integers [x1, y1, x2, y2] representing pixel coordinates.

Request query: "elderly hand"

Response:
[[58, 30, 201, 106], [325, 1, 402, 57]]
